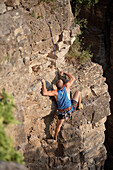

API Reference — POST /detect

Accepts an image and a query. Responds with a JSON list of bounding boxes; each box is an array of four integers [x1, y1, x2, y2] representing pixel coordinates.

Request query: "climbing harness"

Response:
[[58, 112, 72, 120], [58, 106, 72, 119], [64, 111, 72, 119], [42, 0, 57, 69], [58, 106, 72, 113]]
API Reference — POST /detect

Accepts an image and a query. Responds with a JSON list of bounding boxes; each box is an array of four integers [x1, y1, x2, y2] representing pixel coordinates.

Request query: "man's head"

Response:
[[56, 79, 63, 90]]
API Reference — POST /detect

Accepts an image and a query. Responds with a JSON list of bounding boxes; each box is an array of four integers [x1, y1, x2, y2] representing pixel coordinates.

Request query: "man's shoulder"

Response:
[[53, 89, 58, 95], [63, 84, 70, 90]]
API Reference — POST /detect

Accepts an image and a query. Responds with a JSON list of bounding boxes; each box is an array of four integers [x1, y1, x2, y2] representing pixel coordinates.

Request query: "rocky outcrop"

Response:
[[104, 68, 113, 169], [0, 0, 77, 147], [0, 161, 27, 170], [77, 0, 113, 169], [0, 0, 111, 169], [22, 60, 110, 170]]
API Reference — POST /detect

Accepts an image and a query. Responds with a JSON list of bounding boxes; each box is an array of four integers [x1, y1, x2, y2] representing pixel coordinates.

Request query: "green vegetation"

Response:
[[30, 10, 43, 19], [76, 0, 99, 7], [65, 36, 92, 65], [74, 17, 88, 29], [0, 89, 25, 164], [5, 55, 10, 62], [0, 55, 10, 65], [37, 15, 43, 19], [71, 0, 99, 29], [44, 0, 56, 2], [31, 10, 35, 18], [71, 0, 99, 8], [66, 0, 99, 65]]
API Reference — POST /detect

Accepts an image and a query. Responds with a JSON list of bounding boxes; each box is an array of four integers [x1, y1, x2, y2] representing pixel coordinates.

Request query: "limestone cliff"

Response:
[[0, 0, 111, 169], [77, 0, 113, 168], [0, 161, 27, 170]]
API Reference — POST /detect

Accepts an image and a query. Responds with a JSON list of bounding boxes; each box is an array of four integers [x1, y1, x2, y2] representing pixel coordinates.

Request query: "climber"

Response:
[[40, 71, 82, 140]]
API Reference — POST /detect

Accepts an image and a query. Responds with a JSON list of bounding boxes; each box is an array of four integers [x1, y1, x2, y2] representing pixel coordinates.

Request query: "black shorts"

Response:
[[71, 99, 78, 110], [58, 112, 72, 120], [58, 114, 66, 120], [58, 100, 78, 120]]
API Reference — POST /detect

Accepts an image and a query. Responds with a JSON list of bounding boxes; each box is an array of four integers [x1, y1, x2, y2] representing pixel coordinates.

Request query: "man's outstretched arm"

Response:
[[41, 79, 57, 97], [59, 71, 75, 88]]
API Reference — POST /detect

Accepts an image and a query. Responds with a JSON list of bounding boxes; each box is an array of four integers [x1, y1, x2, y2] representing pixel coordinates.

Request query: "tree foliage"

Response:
[[65, 36, 92, 65], [76, 0, 99, 6], [71, 0, 99, 8], [0, 89, 25, 164]]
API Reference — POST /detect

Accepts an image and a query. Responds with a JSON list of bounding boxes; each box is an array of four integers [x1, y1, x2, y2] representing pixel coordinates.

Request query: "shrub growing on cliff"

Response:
[[0, 89, 25, 164], [71, 0, 99, 29], [71, 0, 99, 9], [68, 0, 97, 65], [75, 0, 99, 7], [65, 36, 92, 65]]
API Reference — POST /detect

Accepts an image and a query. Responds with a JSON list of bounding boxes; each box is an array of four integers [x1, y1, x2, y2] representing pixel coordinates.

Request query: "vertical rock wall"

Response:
[[77, 0, 113, 169], [0, 0, 111, 169]]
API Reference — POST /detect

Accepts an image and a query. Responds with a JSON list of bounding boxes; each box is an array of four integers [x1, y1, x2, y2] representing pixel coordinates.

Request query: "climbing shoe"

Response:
[[52, 136, 57, 140], [77, 103, 83, 110], [80, 103, 83, 109]]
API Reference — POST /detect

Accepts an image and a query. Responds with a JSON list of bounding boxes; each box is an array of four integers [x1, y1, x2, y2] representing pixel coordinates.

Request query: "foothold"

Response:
[[0, 3, 6, 14], [16, 12, 19, 16], [87, 121, 90, 124]]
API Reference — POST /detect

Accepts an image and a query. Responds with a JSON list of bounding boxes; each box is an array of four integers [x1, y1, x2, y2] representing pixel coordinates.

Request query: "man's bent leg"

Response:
[[72, 90, 81, 109], [54, 119, 64, 139]]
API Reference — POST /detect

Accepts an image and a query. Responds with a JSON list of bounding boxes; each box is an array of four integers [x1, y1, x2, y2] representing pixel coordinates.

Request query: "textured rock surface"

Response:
[[0, 161, 27, 170], [0, 0, 111, 169], [78, 0, 113, 169], [104, 68, 113, 169], [22, 61, 110, 170]]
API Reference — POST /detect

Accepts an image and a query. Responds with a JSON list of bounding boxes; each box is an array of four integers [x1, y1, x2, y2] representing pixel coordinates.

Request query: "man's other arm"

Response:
[[59, 71, 75, 88]]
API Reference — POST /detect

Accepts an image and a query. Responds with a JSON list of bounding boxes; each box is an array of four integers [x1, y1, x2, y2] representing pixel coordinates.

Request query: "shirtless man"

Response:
[[40, 71, 81, 139]]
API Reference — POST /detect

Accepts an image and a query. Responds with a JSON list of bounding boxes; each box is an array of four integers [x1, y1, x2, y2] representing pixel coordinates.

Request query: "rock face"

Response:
[[77, 0, 113, 169], [105, 68, 113, 169], [0, 161, 27, 170], [0, 0, 111, 169]]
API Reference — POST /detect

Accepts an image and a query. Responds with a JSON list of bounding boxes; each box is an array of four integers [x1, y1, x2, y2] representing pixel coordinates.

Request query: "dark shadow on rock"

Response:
[[42, 110, 57, 139], [41, 80, 57, 139]]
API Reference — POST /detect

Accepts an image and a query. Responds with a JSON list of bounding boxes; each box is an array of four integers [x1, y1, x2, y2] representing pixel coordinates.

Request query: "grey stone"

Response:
[[7, 7, 13, 11], [0, 161, 27, 170], [0, 3, 6, 14], [0, 13, 13, 35]]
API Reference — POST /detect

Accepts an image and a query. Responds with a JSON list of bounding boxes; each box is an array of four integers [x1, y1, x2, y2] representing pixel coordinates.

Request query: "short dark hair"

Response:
[[56, 80, 63, 90]]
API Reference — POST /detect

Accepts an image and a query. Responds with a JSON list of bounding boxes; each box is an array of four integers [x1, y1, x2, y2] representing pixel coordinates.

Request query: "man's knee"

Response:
[[73, 90, 81, 101], [74, 90, 81, 97], [76, 90, 81, 96]]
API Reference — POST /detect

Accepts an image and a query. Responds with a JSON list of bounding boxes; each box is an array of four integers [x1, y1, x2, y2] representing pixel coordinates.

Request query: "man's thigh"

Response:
[[57, 118, 64, 127], [72, 91, 80, 102]]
